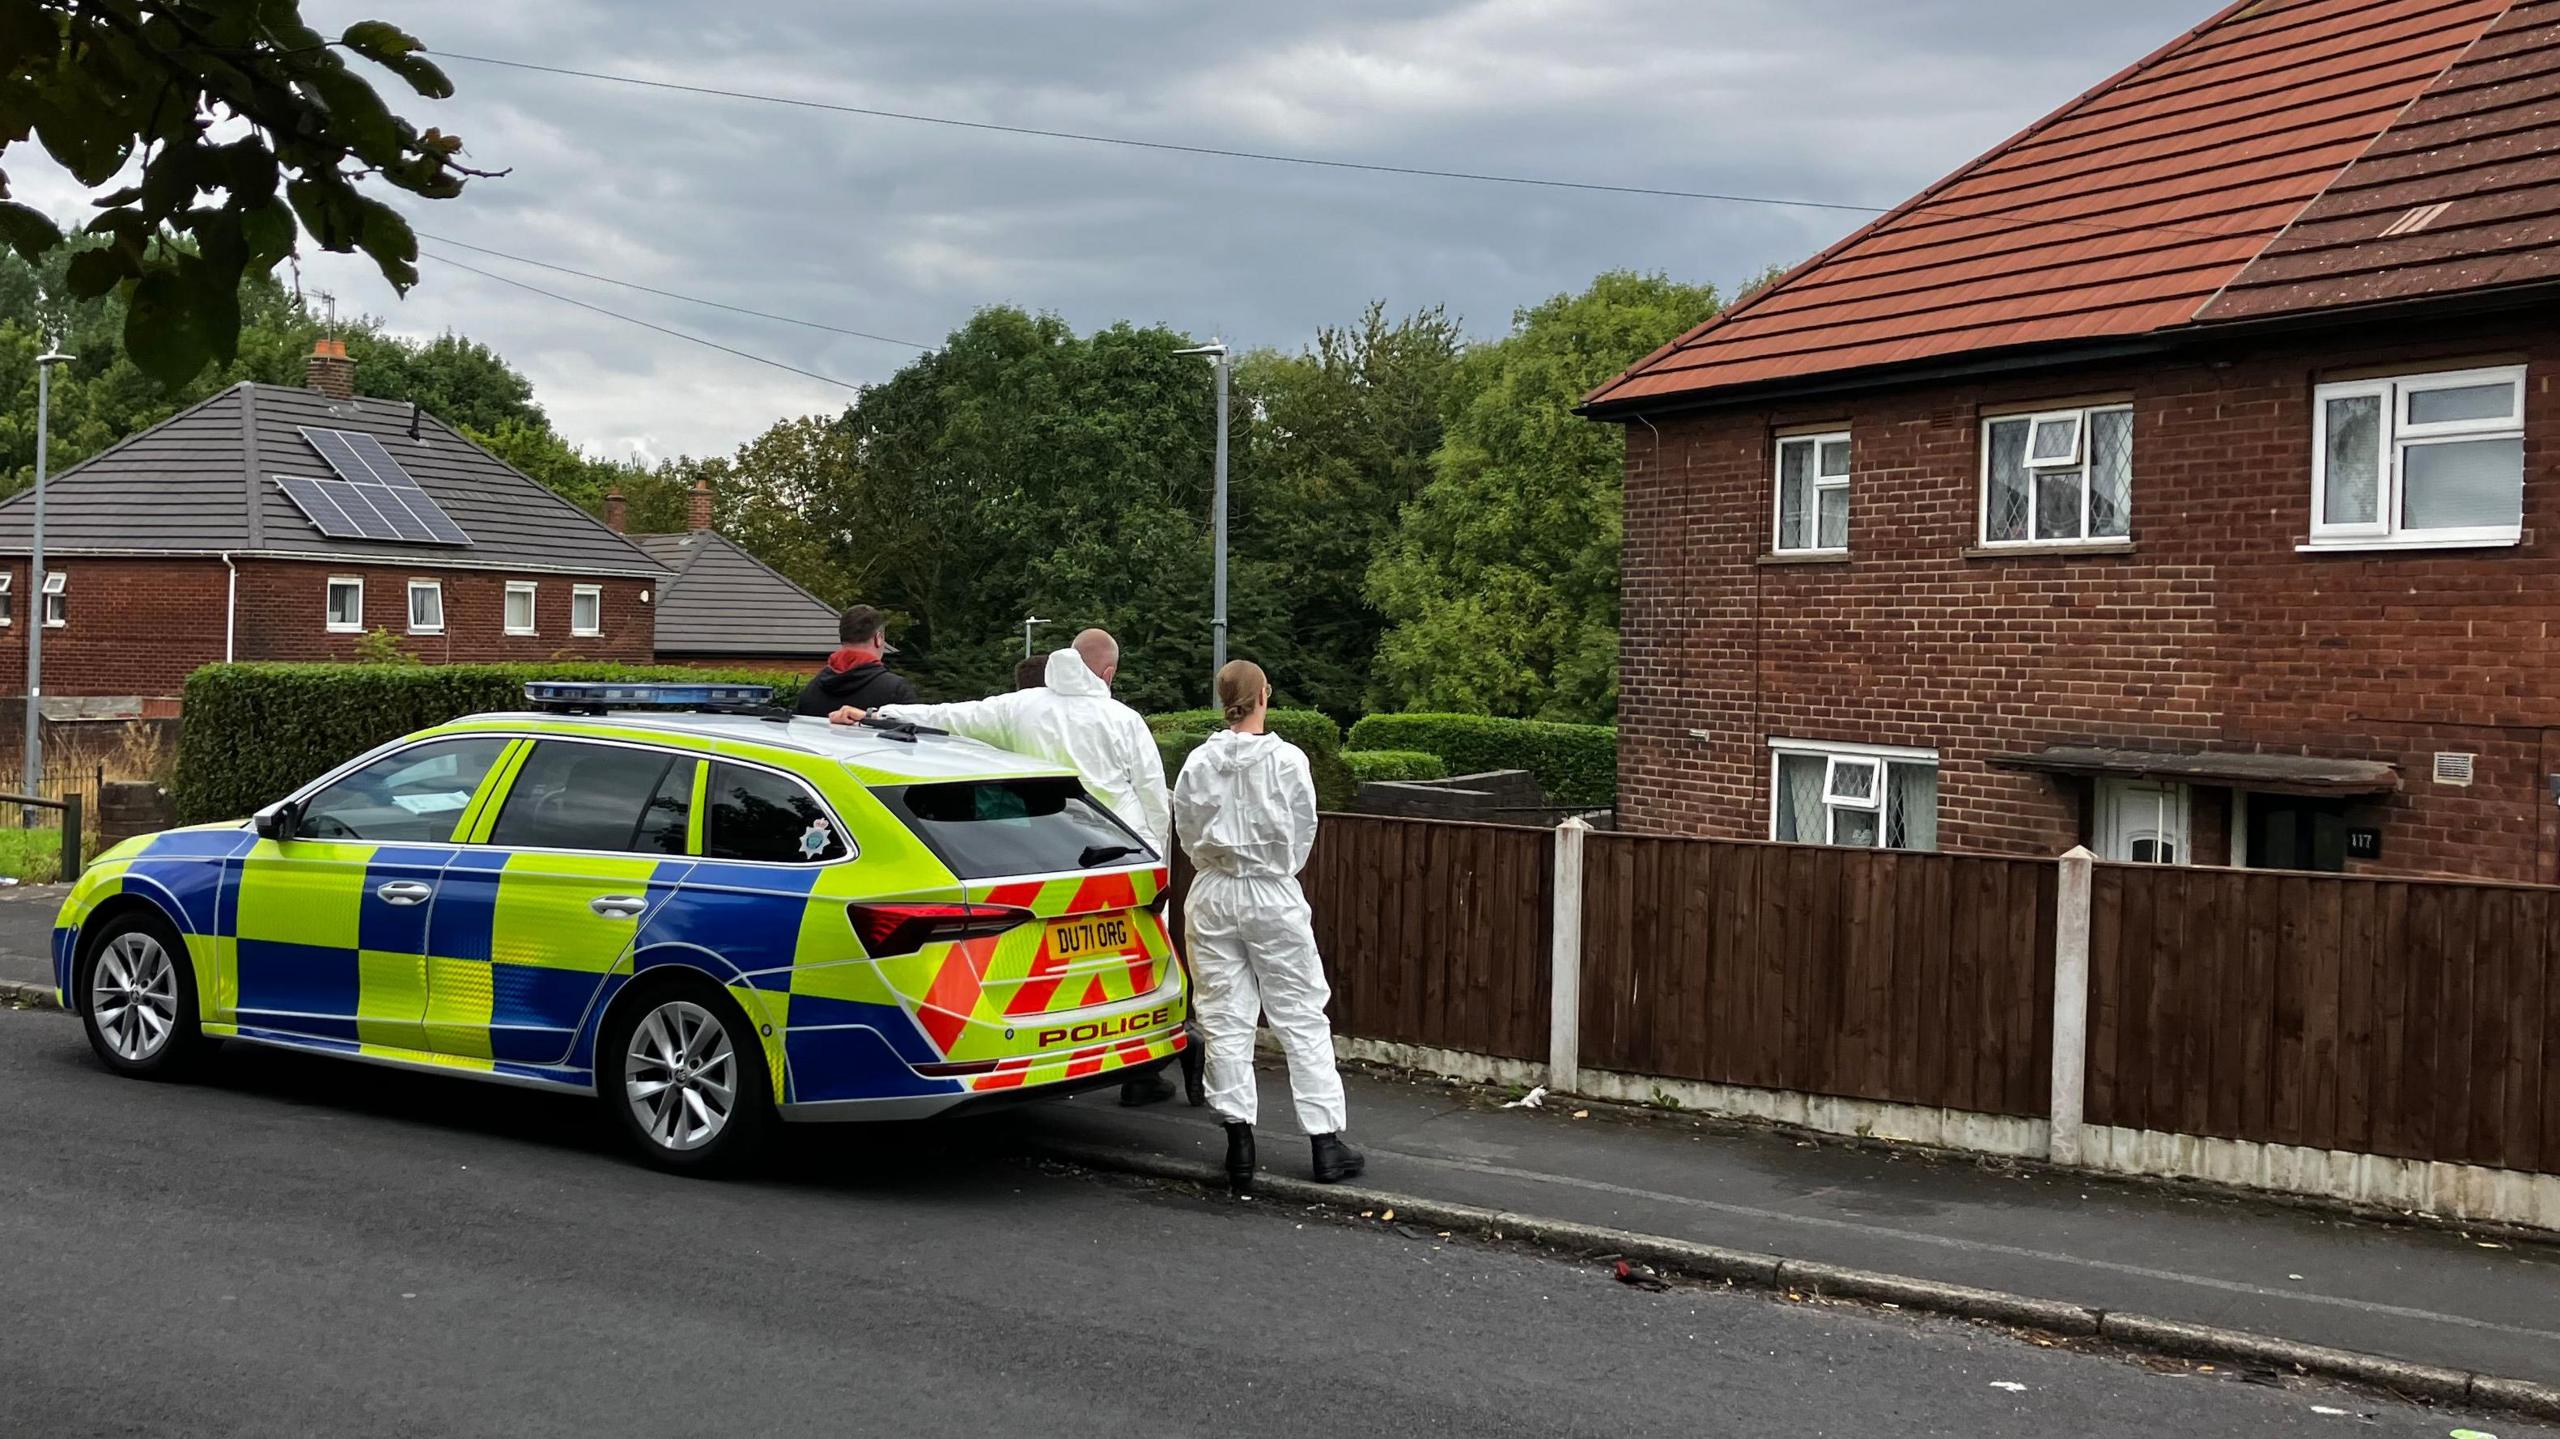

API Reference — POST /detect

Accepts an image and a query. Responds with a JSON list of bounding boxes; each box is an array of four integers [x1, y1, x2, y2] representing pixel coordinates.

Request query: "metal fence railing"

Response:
[[3, 790, 83, 882]]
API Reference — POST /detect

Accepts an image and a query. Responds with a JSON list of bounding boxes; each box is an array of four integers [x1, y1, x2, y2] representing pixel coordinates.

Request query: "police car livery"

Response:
[[53, 683, 1187, 1172]]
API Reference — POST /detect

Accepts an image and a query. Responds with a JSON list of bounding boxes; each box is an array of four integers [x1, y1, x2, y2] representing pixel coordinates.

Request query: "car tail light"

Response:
[[846, 902, 1033, 957]]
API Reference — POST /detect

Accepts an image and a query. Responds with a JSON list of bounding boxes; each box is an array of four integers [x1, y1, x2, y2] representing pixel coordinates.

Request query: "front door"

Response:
[[234, 736, 513, 1048], [2096, 778, 2190, 865], [422, 738, 697, 1067]]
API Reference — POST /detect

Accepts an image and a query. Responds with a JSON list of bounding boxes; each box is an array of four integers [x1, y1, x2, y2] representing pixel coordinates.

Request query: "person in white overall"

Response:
[[1172, 659, 1363, 1194]]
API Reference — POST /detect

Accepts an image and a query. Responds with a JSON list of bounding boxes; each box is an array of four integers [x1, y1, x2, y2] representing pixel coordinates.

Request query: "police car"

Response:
[[52, 682, 1187, 1172]]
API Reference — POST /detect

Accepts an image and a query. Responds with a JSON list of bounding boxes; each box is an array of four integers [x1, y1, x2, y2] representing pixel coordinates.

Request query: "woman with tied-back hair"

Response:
[[1172, 659, 1363, 1195]]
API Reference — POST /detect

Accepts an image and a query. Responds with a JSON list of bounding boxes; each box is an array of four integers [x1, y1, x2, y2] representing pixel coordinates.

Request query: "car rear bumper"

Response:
[[778, 1034, 1184, 1123]]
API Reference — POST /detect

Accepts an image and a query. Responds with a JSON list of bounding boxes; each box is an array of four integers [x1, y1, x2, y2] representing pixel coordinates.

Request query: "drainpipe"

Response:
[[220, 553, 237, 662]]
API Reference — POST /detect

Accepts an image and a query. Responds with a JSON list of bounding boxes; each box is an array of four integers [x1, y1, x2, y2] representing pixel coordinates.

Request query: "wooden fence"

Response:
[[2087, 864, 2559, 1177], [1170, 815, 1553, 1062], [1577, 836, 2054, 1119]]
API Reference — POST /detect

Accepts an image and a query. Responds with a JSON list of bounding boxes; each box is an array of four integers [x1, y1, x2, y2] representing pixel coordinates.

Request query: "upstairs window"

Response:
[[1982, 404, 2132, 546], [2312, 367, 2524, 548], [1770, 740, 1938, 852], [1773, 432, 1851, 554]]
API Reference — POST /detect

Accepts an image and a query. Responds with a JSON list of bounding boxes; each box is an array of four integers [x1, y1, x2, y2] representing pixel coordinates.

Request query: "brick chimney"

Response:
[[306, 337, 354, 400], [602, 488, 628, 533], [687, 475, 714, 531]]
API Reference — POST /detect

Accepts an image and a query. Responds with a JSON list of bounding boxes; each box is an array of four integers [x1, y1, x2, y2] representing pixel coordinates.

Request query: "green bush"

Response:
[[1346, 712, 1617, 807], [173, 662, 807, 823], [1148, 707, 1354, 812], [1343, 749, 1449, 784]]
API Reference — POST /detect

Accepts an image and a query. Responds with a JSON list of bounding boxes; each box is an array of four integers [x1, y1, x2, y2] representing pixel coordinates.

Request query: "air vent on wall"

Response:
[[2433, 752, 2476, 787]]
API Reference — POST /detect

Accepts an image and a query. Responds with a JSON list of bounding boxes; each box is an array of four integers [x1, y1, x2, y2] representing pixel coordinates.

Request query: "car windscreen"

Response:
[[875, 777, 1153, 881]]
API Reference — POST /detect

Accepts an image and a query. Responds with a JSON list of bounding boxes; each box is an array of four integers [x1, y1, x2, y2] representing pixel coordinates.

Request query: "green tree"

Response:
[[1366, 270, 1724, 724], [0, 2, 491, 382], [1230, 302, 1465, 718]]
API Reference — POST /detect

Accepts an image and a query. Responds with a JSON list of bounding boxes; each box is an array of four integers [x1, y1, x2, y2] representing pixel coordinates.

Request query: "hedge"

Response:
[[173, 662, 807, 823], [1343, 749, 1448, 784], [1148, 707, 1355, 812], [1346, 712, 1617, 807]]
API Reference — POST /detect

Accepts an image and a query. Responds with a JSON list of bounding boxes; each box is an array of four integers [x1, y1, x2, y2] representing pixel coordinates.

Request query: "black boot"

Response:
[[1310, 1132, 1366, 1184], [1179, 1032, 1206, 1107], [1118, 1070, 1175, 1107], [1223, 1122, 1257, 1196]]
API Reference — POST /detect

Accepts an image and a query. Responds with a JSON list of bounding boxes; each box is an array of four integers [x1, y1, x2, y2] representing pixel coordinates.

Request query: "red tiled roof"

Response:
[[1587, 0, 2531, 412]]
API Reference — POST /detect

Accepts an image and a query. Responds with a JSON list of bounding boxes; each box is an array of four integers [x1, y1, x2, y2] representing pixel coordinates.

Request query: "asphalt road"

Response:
[[0, 1010, 2543, 1439]]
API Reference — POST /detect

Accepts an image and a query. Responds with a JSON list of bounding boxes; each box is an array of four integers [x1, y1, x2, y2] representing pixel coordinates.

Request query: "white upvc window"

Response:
[[326, 577, 364, 632], [2310, 365, 2524, 549], [504, 581, 538, 636], [0, 572, 15, 626], [40, 570, 66, 628], [1773, 431, 1851, 554], [570, 584, 603, 637], [1981, 403, 2133, 546], [1769, 738, 1938, 851], [407, 579, 444, 635]]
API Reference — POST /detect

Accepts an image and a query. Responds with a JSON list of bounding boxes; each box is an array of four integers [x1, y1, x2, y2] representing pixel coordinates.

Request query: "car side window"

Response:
[[703, 761, 846, 864], [298, 736, 510, 844], [487, 741, 690, 853]]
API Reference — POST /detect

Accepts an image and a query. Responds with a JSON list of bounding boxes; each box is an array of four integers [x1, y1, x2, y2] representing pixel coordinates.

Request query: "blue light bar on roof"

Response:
[[524, 681, 776, 711]]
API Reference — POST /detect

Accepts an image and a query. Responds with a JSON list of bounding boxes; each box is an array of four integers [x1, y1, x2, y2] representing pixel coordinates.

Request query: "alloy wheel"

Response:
[[624, 1000, 738, 1152], [91, 932, 178, 1064]]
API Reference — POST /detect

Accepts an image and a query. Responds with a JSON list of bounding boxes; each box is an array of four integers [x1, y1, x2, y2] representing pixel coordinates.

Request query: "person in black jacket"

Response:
[[792, 605, 918, 716]]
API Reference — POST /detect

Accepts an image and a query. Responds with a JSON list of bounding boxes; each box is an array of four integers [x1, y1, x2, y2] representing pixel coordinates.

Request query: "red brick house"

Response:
[[1584, 0, 2560, 881], [0, 342, 671, 722]]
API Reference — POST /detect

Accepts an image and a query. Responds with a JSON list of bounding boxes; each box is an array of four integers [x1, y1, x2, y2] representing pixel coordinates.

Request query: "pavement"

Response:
[[1029, 1057, 2560, 1395], [3, 1007, 2547, 1439], [0, 881, 60, 994]]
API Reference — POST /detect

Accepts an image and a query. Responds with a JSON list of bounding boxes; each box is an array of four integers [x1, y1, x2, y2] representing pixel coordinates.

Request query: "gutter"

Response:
[[220, 552, 236, 662]]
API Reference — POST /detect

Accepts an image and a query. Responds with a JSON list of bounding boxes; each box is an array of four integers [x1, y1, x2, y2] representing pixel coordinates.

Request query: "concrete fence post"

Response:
[[2049, 846, 2095, 1166], [1548, 816, 1590, 1094]]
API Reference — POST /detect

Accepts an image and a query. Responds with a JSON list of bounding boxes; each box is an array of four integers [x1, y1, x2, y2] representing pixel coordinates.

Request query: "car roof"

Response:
[[449, 709, 1078, 784]]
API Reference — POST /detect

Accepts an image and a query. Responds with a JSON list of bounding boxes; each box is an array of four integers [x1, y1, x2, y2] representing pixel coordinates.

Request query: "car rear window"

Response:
[[876, 777, 1152, 881]]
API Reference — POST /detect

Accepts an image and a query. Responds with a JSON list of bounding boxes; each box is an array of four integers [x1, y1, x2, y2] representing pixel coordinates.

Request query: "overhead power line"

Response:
[[418, 249, 867, 393], [432, 51, 1891, 216], [414, 231, 932, 350]]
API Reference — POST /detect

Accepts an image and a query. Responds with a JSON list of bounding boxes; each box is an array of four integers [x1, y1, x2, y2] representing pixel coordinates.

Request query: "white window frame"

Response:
[[1980, 403, 2133, 547], [40, 570, 66, 628], [1767, 738, 1938, 851], [2308, 365, 2525, 550], [325, 576, 365, 633], [570, 583, 603, 637], [0, 572, 15, 627], [1771, 431, 1851, 556], [504, 581, 538, 637], [406, 579, 444, 635]]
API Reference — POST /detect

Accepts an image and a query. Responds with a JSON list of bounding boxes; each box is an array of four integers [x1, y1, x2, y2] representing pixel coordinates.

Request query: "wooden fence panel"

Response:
[[1573, 836, 2051, 1118], [2084, 864, 2560, 1176]]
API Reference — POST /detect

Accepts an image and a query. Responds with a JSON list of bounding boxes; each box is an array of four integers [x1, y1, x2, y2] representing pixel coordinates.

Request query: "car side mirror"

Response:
[[253, 799, 299, 842]]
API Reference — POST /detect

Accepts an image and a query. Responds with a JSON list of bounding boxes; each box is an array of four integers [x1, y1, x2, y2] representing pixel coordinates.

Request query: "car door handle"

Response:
[[589, 895, 649, 919], [375, 881, 434, 906]]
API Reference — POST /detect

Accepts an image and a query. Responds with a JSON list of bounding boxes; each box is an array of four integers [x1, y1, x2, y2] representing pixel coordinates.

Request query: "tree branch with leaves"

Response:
[[0, 0, 493, 383]]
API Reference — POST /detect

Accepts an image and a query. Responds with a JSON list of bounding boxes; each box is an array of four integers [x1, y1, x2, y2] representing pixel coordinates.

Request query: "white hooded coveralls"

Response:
[[1173, 728, 1347, 1135], [877, 649, 1172, 856]]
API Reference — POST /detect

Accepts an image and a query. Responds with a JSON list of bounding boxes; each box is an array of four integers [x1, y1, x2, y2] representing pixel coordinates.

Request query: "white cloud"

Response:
[[15, 0, 2210, 458]]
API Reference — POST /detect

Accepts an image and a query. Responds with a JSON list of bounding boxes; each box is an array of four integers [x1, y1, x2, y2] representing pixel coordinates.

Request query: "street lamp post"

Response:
[[23, 348, 68, 823], [1172, 338, 1230, 688], [1022, 614, 1048, 659]]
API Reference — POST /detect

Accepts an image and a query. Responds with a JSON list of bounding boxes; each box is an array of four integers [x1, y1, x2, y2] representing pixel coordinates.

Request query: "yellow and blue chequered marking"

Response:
[[51, 719, 1188, 1112]]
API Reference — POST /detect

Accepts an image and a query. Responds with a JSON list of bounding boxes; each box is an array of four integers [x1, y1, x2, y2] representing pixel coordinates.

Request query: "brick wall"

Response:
[[0, 556, 656, 701], [1616, 309, 2560, 881]]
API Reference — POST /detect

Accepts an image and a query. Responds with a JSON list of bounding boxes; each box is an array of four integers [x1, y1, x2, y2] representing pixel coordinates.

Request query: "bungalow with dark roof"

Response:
[[611, 476, 841, 671], [1584, 0, 2560, 881]]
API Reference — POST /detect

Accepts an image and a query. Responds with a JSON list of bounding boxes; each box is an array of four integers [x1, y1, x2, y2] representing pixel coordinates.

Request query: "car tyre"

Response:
[[76, 909, 209, 1080], [601, 976, 773, 1176]]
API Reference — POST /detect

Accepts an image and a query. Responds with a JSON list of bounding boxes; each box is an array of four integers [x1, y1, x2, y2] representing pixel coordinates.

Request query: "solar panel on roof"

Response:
[[279, 427, 474, 545]]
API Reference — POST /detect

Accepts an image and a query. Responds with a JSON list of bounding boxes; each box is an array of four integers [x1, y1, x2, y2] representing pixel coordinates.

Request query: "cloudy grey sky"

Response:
[[24, 0, 2210, 460]]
